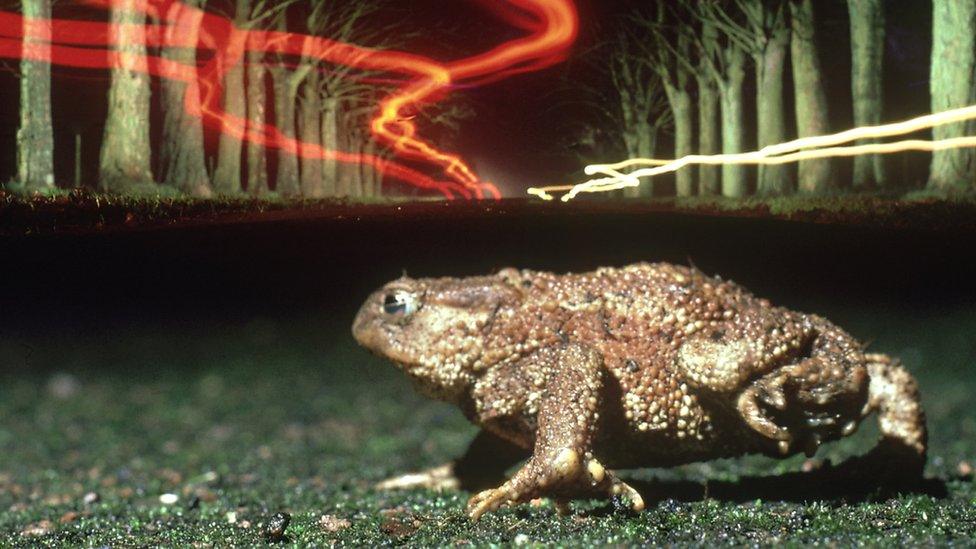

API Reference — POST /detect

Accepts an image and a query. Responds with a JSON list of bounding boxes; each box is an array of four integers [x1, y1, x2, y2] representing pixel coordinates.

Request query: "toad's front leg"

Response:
[[466, 344, 644, 520]]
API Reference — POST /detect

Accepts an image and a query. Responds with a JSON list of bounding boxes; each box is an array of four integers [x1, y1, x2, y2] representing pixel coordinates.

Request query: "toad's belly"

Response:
[[592, 395, 766, 468]]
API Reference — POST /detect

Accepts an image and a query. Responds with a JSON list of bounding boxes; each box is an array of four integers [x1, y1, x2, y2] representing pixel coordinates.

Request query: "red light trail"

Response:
[[0, 0, 580, 199]]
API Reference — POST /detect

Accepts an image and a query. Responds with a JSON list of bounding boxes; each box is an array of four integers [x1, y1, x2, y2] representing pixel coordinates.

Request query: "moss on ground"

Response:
[[3, 188, 976, 237], [1, 305, 974, 546]]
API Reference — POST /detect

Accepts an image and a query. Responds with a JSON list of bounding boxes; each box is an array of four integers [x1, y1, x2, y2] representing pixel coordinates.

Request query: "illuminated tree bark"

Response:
[[630, 5, 701, 197], [619, 119, 657, 199], [338, 106, 363, 198], [670, 93, 695, 197], [358, 139, 372, 198], [272, 68, 300, 197], [696, 19, 720, 196], [160, 0, 210, 196], [697, 75, 720, 196], [99, 0, 153, 193], [360, 138, 383, 198], [300, 1, 384, 198], [719, 49, 747, 198], [607, 30, 669, 199], [754, 20, 791, 195], [928, 0, 976, 191], [212, 0, 250, 195], [713, 0, 792, 196], [16, 0, 54, 192], [847, 0, 887, 188], [336, 111, 357, 197], [272, 15, 302, 198], [299, 73, 323, 197], [245, 44, 269, 196], [695, 3, 751, 198], [790, 0, 834, 193], [320, 96, 339, 196]]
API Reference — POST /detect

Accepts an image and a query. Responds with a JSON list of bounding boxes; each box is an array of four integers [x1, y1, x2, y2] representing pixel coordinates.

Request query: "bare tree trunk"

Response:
[[212, 0, 248, 195], [644, 128, 658, 198], [335, 117, 354, 197], [697, 77, 720, 196], [670, 91, 695, 197], [928, 0, 976, 191], [16, 0, 55, 191], [343, 128, 363, 199], [618, 89, 639, 198], [848, 0, 887, 188], [619, 89, 657, 198], [299, 72, 323, 197], [720, 49, 748, 198], [620, 120, 640, 199], [160, 0, 210, 197], [791, 0, 834, 193], [246, 46, 269, 196], [360, 139, 376, 198], [755, 25, 792, 195], [371, 154, 387, 199], [320, 96, 339, 196], [99, 0, 154, 193], [621, 119, 657, 198], [272, 13, 301, 198], [273, 69, 301, 197]]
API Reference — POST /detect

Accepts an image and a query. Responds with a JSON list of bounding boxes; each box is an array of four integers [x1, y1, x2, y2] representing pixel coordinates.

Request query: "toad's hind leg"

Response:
[[864, 353, 927, 467]]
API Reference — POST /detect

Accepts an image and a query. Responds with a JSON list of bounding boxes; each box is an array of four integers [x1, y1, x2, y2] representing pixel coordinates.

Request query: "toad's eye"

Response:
[[382, 291, 417, 316]]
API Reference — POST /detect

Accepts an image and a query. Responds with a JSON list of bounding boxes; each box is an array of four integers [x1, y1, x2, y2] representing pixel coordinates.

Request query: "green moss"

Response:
[[4, 186, 976, 237]]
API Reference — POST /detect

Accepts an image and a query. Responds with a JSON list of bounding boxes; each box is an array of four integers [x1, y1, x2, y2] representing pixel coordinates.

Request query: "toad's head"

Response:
[[352, 271, 522, 402]]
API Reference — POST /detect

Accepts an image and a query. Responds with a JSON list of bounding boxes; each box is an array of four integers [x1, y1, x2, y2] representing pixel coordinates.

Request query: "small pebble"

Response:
[[319, 514, 351, 533], [380, 507, 421, 539], [264, 512, 291, 542], [20, 520, 53, 537], [159, 493, 179, 505], [801, 458, 823, 473], [958, 460, 974, 479], [82, 491, 100, 505], [46, 373, 80, 399], [59, 511, 79, 524]]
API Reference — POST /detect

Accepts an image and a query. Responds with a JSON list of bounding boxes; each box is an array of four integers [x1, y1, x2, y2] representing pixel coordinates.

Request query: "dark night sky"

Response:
[[0, 0, 935, 193]]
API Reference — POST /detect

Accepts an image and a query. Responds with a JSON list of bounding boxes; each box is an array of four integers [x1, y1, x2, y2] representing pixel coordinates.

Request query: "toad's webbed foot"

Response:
[[864, 353, 927, 472], [737, 378, 793, 455], [377, 429, 529, 493], [466, 449, 643, 520], [376, 463, 459, 491]]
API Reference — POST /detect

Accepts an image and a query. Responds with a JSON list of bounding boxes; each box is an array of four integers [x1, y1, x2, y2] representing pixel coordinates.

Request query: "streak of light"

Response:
[[528, 105, 976, 201], [1, 0, 580, 199]]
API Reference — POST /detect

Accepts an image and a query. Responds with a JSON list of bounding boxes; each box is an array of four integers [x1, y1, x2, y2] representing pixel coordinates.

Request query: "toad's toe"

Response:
[[376, 463, 460, 491], [467, 486, 515, 521]]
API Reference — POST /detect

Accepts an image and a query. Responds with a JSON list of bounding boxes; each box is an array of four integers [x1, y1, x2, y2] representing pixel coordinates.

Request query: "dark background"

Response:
[[1, 207, 973, 371]]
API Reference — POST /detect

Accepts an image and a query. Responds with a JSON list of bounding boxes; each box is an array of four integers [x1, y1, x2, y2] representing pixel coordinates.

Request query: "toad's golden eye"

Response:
[[382, 291, 417, 316]]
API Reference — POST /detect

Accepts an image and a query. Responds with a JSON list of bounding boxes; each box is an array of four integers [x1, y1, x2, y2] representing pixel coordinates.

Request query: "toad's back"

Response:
[[494, 263, 817, 463]]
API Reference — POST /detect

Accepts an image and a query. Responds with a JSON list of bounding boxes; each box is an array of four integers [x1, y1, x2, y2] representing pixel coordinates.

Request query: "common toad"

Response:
[[352, 263, 926, 519]]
